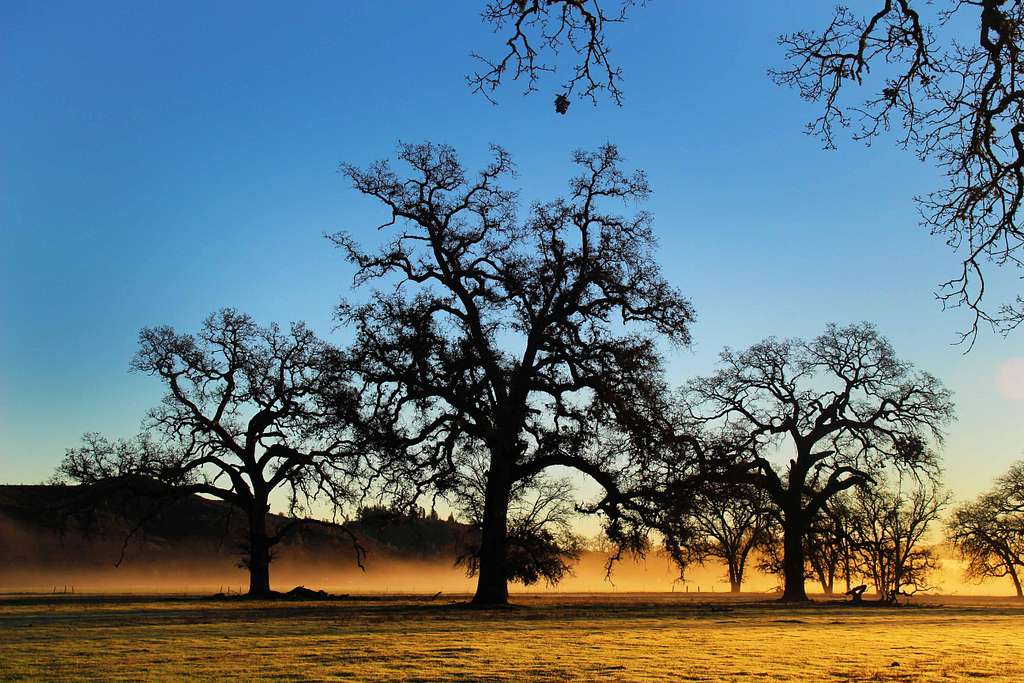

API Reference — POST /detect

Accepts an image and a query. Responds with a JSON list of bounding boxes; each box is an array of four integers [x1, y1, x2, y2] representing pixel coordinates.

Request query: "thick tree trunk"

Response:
[[1009, 568, 1023, 598], [247, 501, 272, 597], [781, 514, 809, 602], [471, 461, 512, 606], [728, 561, 742, 593]]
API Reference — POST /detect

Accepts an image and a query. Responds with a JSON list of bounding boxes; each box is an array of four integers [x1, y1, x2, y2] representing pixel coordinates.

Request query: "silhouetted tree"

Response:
[[684, 322, 954, 601], [662, 482, 774, 593], [467, 3, 1023, 344], [335, 142, 694, 604], [805, 492, 856, 595], [469, 0, 639, 112], [774, 1, 1024, 344], [846, 480, 949, 602], [58, 309, 363, 596], [948, 461, 1024, 597]]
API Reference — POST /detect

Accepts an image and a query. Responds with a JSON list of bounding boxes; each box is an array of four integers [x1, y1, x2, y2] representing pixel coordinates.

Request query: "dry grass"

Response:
[[1, 592, 1021, 681]]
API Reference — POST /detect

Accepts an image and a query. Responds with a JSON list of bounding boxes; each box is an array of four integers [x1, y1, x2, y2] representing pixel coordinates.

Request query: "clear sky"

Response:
[[2, 1, 1021, 504]]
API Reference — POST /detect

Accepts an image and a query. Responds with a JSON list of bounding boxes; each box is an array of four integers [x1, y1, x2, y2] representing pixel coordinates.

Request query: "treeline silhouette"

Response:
[[51, 143, 1022, 604]]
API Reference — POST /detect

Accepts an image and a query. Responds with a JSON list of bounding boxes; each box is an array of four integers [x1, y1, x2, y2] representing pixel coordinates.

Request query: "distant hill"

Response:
[[0, 483, 473, 592], [15, 484, 993, 596], [0, 483, 769, 595]]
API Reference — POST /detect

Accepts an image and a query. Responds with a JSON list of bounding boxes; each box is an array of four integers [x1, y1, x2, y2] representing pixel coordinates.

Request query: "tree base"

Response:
[[468, 596, 513, 608]]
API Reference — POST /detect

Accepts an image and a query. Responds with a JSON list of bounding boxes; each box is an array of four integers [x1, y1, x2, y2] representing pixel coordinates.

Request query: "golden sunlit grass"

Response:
[[1, 592, 1021, 681]]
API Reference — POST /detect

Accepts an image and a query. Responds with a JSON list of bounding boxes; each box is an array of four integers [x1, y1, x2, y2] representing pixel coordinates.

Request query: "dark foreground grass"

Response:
[[1, 592, 1022, 681]]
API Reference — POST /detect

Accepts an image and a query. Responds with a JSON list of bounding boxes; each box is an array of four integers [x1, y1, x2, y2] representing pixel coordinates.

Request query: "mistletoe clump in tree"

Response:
[[335, 142, 694, 605], [468, 0, 641, 113]]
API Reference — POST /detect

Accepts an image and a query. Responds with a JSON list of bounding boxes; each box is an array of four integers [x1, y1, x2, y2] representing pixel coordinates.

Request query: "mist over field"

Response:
[[1, 500, 1013, 597]]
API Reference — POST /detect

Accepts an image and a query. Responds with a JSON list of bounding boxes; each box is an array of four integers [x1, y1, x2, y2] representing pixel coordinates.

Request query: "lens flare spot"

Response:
[[995, 358, 1024, 401]]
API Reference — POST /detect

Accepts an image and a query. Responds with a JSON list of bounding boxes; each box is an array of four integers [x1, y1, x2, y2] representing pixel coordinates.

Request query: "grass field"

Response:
[[1, 592, 1022, 681]]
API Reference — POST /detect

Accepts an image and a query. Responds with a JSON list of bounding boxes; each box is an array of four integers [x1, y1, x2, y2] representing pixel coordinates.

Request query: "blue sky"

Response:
[[2, 1, 1021, 501]]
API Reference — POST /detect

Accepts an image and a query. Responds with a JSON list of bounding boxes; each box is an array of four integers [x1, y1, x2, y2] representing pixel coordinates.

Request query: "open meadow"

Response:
[[1, 592, 1022, 681]]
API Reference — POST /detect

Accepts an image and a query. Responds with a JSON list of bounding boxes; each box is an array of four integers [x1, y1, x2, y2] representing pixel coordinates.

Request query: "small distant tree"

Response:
[[662, 483, 774, 593], [684, 322, 955, 601], [847, 481, 950, 602], [805, 493, 855, 595], [948, 461, 1024, 598], [336, 142, 694, 605], [58, 309, 363, 596]]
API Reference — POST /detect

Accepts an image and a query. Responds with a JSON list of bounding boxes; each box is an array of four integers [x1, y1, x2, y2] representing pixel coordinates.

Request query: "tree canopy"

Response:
[[334, 141, 694, 604], [775, 1, 1024, 344], [682, 322, 954, 601], [59, 309, 364, 595], [468, 1, 1024, 345]]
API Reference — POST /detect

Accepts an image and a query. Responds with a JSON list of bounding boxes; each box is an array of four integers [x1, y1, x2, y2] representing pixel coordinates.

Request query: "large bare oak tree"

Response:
[[683, 322, 954, 601], [335, 142, 694, 605], [660, 482, 774, 593], [59, 309, 363, 596]]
